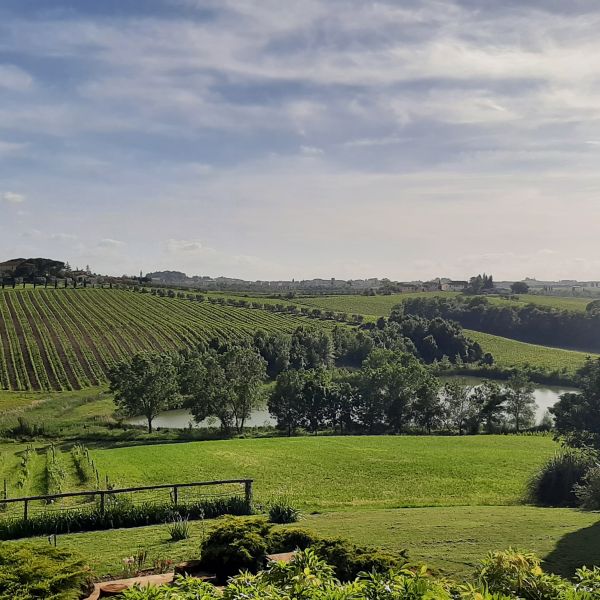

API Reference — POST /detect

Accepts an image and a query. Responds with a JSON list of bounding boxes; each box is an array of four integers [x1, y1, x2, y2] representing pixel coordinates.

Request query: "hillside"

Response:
[[0, 288, 335, 391]]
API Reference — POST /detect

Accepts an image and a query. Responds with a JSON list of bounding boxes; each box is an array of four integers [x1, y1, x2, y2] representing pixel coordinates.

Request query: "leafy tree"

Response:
[[552, 357, 600, 450], [441, 379, 474, 435], [268, 369, 308, 436], [109, 352, 179, 433], [505, 371, 537, 432], [511, 281, 529, 294], [289, 327, 334, 370], [469, 380, 506, 433], [223, 347, 267, 432]]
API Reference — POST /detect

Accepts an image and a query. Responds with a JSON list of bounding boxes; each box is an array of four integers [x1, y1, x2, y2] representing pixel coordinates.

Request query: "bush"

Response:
[[267, 527, 319, 553], [475, 549, 570, 600], [526, 450, 593, 507], [268, 498, 300, 524], [167, 514, 191, 541], [575, 465, 600, 510], [199, 516, 271, 583], [0, 496, 250, 540], [0, 544, 90, 600]]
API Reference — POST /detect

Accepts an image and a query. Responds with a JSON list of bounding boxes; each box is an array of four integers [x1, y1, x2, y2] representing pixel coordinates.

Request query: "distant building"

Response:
[[0, 258, 26, 277], [444, 280, 468, 292]]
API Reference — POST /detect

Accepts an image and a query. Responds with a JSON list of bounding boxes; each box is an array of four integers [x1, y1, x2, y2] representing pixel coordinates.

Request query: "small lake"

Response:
[[125, 405, 275, 429], [440, 375, 576, 422], [126, 377, 576, 429]]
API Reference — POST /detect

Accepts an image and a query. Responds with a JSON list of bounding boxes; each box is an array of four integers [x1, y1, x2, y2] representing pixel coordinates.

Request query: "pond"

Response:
[[440, 375, 577, 422], [125, 378, 577, 429], [125, 405, 275, 429]]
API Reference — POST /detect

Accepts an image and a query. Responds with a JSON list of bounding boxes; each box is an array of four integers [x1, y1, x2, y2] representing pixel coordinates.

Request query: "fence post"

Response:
[[244, 480, 253, 509], [23, 499, 28, 521], [99, 492, 105, 515], [173, 486, 178, 506]]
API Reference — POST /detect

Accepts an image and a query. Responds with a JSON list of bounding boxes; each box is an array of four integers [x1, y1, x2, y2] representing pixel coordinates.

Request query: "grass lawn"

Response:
[[90, 435, 557, 511], [464, 330, 597, 374], [10, 506, 599, 579]]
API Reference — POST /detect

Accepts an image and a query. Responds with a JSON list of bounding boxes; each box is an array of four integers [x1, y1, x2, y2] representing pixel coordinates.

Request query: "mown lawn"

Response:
[[10, 506, 599, 579], [464, 330, 597, 374], [90, 435, 557, 511]]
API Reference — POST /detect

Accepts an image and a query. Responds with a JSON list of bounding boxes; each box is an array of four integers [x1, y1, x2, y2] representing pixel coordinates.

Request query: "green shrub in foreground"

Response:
[[268, 497, 300, 524], [121, 548, 598, 599], [198, 517, 408, 584], [0, 543, 90, 600], [527, 450, 593, 507]]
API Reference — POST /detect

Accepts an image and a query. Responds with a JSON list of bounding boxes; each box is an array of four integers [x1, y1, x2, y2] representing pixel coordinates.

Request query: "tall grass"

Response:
[[526, 450, 594, 507]]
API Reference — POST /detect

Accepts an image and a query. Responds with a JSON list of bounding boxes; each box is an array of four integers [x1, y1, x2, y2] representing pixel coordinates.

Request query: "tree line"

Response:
[[402, 295, 600, 353], [108, 323, 538, 437]]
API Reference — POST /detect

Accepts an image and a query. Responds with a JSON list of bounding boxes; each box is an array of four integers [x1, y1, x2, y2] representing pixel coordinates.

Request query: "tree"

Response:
[[510, 281, 529, 294], [268, 369, 309, 436], [442, 379, 474, 434], [182, 348, 266, 434], [505, 371, 536, 432], [109, 353, 178, 433], [223, 347, 267, 433], [412, 379, 443, 433], [469, 380, 505, 433], [551, 357, 600, 450]]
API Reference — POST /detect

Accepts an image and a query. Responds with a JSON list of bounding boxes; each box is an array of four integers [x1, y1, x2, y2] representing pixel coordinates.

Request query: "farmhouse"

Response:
[[0, 258, 26, 277], [442, 280, 468, 292]]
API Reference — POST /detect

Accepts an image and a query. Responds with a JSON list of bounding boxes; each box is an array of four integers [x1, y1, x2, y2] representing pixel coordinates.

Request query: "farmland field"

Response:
[[0, 288, 337, 392], [464, 330, 597, 373]]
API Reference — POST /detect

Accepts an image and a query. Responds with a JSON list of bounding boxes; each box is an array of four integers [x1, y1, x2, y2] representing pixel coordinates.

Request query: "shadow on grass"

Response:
[[544, 518, 600, 577]]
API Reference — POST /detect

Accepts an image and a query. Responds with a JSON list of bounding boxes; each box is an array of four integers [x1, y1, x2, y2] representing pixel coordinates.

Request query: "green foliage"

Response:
[[167, 514, 191, 541], [574, 465, 600, 510], [268, 497, 300, 524], [0, 496, 250, 540], [527, 450, 594, 507], [198, 516, 272, 582], [70, 443, 94, 484], [109, 352, 179, 433], [475, 549, 572, 600], [115, 547, 596, 600], [0, 543, 90, 600], [44, 444, 66, 496]]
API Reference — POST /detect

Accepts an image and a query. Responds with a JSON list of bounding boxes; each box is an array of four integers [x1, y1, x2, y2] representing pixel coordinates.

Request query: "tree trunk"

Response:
[[147, 416, 153, 434]]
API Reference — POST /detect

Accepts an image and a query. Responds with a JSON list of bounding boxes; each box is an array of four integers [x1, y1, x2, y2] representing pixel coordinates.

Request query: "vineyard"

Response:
[[0, 288, 336, 392]]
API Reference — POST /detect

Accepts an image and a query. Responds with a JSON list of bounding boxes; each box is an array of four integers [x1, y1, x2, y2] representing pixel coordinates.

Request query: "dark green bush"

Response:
[[575, 465, 600, 510], [199, 516, 272, 583], [267, 527, 319, 553], [0, 496, 250, 540], [526, 450, 593, 507], [268, 498, 300, 524], [0, 543, 90, 600]]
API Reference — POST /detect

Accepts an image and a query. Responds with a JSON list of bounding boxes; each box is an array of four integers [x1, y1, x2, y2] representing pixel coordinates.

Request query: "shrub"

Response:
[[0, 544, 90, 600], [199, 516, 271, 583], [0, 495, 250, 540], [267, 527, 319, 553], [526, 450, 593, 507], [475, 549, 570, 600], [167, 514, 191, 541], [575, 565, 600, 594], [574, 465, 600, 510], [268, 497, 300, 524]]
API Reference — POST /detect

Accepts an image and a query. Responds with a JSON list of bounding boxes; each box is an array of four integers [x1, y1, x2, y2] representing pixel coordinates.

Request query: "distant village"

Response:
[[1, 257, 599, 297]]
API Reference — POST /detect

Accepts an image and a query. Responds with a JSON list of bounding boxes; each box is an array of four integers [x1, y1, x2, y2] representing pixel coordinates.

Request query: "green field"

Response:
[[0, 288, 337, 392], [87, 435, 556, 511], [10, 505, 599, 579], [464, 330, 597, 373]]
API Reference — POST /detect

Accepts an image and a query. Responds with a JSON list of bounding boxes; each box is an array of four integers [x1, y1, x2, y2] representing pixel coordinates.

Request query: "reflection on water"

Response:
[[441, 375, 577, 422], [125, 378, 578, 429], [125, 406, 275, 429]]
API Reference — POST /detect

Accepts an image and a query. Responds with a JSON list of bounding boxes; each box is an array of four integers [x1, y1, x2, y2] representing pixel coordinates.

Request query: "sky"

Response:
[[1, 0, 600, 281]]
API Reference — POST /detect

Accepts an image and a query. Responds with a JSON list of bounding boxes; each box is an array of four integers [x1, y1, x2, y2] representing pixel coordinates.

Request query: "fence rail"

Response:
[[0, 479, 253, 521]]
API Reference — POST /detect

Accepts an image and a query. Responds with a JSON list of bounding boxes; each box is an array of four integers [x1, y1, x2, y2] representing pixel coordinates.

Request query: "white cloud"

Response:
[[97, 238, 125, 249], [0, 65, 33, 92], [2, 191, 25, 204]]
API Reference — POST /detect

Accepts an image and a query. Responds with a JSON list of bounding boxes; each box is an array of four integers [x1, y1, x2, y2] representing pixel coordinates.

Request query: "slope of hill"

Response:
[[0, 288, 335, 391]]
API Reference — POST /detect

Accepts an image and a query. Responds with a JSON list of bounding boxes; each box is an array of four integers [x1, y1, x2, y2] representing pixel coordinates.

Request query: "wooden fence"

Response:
[[0, 479, 253, 521]]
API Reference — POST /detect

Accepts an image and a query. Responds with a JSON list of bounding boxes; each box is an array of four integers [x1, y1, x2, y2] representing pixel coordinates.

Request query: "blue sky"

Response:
[[1, 0, 600, 280]]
